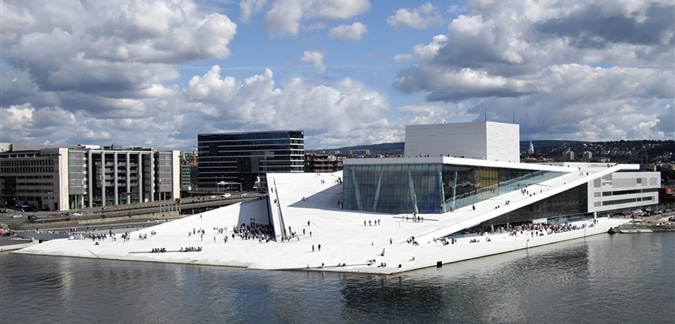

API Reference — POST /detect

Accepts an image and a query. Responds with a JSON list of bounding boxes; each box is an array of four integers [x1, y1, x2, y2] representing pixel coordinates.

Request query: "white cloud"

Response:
[[411, 34, 448, 63], [397, 102, 471, 125], [301, 51, 326, 74], [654, 104, 674, 137], [2, 0, 236, 95], [0, 0, 240, 148], [468, 64, 673, 140], [263, 0, 370, 37], [239, 0, 268, 23], [1, 103, 79, 144], [188, 65, 240, 103], [393, 0, 673, 141], [387, 2, 443, 30], [3, 104, 35, 132], [328, 22, 367, 41], [393, 54, 414, 62], [185, 66, 391, 148], [1, 0, 672, 150]]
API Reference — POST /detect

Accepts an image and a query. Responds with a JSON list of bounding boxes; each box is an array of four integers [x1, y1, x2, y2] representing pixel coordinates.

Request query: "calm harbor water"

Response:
[[2, 233, 673, 324]]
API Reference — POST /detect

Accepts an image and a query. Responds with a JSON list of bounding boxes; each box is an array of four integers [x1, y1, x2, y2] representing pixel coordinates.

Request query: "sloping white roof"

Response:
[[16, 160, 633, 274]]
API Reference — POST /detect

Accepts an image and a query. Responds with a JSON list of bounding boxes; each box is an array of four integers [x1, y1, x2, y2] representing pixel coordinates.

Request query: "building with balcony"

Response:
[[304, 154, 343, 173], [0, 144, 180, 211]]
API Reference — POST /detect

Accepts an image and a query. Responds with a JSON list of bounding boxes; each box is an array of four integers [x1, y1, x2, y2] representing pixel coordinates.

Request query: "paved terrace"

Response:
[[15, 162, 630, 274]]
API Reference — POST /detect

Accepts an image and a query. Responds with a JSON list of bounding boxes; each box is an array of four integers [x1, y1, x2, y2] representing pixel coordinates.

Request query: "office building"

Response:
[[17, 122, 661, 274], [0, 144, 180, 211], [197, 130, 304, 191]]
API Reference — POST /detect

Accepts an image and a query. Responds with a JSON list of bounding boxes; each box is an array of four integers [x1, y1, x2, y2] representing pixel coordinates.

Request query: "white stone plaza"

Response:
[[16, 162, 631, 274]]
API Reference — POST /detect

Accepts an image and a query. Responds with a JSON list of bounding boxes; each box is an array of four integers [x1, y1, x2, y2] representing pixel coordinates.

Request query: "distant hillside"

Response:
[[311, 140, 581, 156], [308, 142, 404, 156], [519, 140, 582, 152], [311, 140, 674, 164]]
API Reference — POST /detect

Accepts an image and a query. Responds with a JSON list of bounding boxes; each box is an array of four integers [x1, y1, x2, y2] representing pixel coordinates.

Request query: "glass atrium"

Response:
[[342, 163, 565, 214]]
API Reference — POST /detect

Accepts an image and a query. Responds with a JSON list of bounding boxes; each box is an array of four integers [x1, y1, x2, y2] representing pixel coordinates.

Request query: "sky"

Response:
[[1, 0, 673, 151]]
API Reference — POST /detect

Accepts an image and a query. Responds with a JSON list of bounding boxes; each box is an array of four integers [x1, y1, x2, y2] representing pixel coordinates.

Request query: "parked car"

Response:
[[72, 211, 82, 216], [221, 193, 231, 198], [48, 213, 59, 218], [209, 195, 216, 199], [11, 214, 23, 218]]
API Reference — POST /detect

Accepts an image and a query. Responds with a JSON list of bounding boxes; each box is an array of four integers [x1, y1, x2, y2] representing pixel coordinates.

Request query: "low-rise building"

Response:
[[0, 144, 180, 211], [304, 154, 343, 173]]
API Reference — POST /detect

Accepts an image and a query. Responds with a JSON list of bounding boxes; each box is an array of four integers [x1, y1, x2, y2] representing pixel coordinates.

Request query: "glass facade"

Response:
[[198, 131, 304, 191], [477, 184, 588, 228], [343, 162, 564, 214]]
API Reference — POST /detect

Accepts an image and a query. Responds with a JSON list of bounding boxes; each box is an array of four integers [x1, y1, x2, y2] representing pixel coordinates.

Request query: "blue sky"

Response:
[[1, 0, 673, 150]]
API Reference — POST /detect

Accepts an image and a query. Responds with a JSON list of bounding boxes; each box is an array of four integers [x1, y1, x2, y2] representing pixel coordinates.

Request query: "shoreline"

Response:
[[9, 171, 661, 275], [12, 213, 628, 275], [609, 215, 675, 233]]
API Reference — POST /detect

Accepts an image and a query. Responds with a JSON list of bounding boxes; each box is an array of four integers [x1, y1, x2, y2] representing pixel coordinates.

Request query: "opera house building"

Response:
[[16, 122, 660, 274]]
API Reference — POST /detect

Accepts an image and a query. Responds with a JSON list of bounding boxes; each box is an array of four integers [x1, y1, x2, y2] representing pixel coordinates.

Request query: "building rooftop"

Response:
[[16, 160, 633, 274]]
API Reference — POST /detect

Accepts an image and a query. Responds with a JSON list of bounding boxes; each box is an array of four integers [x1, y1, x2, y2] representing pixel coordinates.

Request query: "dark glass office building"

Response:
[[197, 131, 304, 191]]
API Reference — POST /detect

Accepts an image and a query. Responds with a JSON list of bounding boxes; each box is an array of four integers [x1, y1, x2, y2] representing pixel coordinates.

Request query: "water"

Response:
[[2, 233, 673, 324]]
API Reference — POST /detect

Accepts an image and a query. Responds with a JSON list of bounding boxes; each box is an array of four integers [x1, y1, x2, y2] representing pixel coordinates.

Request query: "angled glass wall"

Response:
[[342, 162, 565, 214]]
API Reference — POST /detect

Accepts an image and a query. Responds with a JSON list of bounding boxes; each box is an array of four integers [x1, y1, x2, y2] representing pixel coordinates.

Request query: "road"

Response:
[[0, 192, 263, 228]]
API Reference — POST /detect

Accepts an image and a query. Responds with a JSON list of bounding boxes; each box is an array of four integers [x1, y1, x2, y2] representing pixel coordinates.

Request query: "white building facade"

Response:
[[404, 122, 520, 162], [587, 170, 660, 214]]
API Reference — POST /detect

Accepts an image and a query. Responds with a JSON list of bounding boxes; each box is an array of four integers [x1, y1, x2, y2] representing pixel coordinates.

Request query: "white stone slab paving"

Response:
[[15, 171, 629, 274]]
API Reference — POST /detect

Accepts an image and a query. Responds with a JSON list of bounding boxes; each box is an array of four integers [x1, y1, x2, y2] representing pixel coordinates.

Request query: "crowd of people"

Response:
[[404, 214, 424, 222], [443, 219, 597, 245], [405, 236, 419, 245], [364, 219, 381, 226], [512, 221, 592, 237], [85, 232, 110, 241], [233, 221, 274, 242], [435, 237, 456, 245]]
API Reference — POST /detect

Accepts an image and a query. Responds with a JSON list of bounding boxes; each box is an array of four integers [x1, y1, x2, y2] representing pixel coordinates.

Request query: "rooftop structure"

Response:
[[14, 123, 659, 273], [404, 122, 520, 162], [17, 163, 644, 274]]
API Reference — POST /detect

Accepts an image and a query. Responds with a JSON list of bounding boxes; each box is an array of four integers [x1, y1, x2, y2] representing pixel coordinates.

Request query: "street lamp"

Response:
[[215, 175, 225, 192], [47, 191, 53, 211]]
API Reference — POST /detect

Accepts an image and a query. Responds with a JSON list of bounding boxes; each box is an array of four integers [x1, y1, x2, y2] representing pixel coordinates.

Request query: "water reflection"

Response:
[[339, 239, 593, 323], [1, 233, 673, 324]]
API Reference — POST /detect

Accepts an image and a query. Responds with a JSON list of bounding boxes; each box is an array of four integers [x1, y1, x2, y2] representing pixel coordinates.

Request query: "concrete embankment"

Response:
[[609, 215, 675, 234], [0, 236, 37, 252], [20, 211, 182, 231]]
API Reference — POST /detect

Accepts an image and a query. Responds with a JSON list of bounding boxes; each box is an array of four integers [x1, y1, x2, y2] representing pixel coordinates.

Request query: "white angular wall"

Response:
[[485, 122, 520, 162], [405, 122, 519, 162], [587, 171, 660, 213]]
